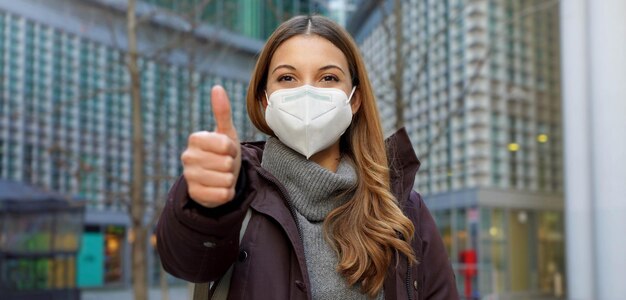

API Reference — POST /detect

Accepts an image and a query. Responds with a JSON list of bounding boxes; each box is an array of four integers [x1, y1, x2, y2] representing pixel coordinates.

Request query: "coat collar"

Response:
[[241, 127, 421, 201], [240, 128, 420, 299], [385, 127, 421, 205]]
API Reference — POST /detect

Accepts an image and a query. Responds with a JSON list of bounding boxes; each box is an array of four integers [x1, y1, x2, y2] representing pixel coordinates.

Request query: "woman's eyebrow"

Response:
[[319, 65, 345, 75], [271, 64, 296, 74]]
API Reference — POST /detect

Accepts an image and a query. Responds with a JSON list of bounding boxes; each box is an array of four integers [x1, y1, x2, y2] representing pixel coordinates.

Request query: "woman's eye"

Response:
[[278, 75, 294, 82], [322, 75, 339, 82]]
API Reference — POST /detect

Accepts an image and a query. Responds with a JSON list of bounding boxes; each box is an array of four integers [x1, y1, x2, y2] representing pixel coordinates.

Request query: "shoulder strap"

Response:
[[193, 282, 210, 300], [193, 208, 252, 300]]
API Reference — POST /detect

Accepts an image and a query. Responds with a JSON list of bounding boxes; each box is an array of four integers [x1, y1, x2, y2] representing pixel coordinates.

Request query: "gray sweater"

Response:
[[262, 137, 384, 300]]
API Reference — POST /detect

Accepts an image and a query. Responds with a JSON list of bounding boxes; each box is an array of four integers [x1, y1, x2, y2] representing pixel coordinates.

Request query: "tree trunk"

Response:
[[393, 0, 405, 129], [131, 226, 148, 300], [127, 0, 147, 299], [160, 264, 170, 300], [187, 53, 196, 133]]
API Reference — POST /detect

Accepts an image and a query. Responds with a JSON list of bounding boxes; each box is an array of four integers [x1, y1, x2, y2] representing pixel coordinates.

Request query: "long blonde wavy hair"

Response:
[[246, 15, 416, 296]]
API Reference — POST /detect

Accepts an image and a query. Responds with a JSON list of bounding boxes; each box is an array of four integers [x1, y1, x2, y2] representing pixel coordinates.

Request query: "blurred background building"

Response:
[[144, 0, 330, 39], [0, 180, 84, 299], [0, 0, 273, 292], [325, 0, 357, 26], [3, 0, 604, 299], [348, 0, 564, 298], [0, 0, 348, 294], [0, 0, 256, 290]]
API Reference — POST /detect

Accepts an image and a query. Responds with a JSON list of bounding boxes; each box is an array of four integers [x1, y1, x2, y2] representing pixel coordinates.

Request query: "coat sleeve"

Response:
[[156, 166, 249, 283], [411, 191, 459, 300]]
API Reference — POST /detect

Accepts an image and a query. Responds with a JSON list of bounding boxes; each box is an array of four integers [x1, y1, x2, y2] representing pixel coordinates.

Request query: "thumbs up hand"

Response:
[[181, 86, 242, 208]]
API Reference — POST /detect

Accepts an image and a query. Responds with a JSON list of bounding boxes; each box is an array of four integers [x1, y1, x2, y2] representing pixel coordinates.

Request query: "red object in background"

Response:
[[459, 249, 477, 276], [459, 249, 477, 298]]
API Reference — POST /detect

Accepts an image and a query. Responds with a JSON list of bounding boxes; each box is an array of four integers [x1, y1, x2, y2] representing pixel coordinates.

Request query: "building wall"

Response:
[[351, 0, 562, 196], [0, 0, 263, 287], [0, 8, 255, 210], [1, 0, 346, 288], [431, 196, 564, 297], [349, 0, 564, 297], [144, 0, 325, 39]]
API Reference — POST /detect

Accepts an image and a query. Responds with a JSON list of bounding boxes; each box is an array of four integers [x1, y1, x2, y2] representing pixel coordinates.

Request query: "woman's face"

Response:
[[265, 34, 360, 113]]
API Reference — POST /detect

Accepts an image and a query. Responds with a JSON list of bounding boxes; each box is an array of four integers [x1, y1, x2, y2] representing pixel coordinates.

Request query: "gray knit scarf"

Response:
[[261, 137, 384, 300]]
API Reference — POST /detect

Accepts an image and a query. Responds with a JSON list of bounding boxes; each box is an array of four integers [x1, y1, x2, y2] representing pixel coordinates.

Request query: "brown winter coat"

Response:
[[156, 128, 459, 300]]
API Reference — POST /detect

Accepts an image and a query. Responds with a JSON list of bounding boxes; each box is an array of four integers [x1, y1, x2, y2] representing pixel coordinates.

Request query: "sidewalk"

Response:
[[82, 284, 191, 300]]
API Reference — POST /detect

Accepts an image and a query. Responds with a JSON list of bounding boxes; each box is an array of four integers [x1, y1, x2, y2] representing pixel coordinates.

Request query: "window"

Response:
[[104, 226, 125, 284]]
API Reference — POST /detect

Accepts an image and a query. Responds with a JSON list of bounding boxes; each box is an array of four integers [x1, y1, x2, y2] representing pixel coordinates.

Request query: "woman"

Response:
[[157, 15, 458, 300]]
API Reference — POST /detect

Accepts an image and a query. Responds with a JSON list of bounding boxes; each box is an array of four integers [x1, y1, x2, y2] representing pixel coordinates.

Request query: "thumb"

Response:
[[211, 85, 238, 141]]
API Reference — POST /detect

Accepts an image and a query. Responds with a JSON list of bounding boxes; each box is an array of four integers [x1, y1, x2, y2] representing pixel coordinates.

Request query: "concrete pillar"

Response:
[[561, 0, 626, 299]]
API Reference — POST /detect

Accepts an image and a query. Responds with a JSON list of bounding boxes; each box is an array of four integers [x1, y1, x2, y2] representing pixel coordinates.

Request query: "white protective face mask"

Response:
[[265, 84, 357, 159]]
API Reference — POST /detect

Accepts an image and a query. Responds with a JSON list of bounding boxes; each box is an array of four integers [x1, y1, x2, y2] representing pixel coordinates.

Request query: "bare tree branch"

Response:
[[145, 175, 178, 182], [138, 0, 217, 63], [376, 0, 468, 110], [136, 10, 160, 26], [51, 86, 130, 115], [33, 2, 246, 297], [418, 0, 560, 163], [265, 0, 286, 22], [103, 9, 123, 49]]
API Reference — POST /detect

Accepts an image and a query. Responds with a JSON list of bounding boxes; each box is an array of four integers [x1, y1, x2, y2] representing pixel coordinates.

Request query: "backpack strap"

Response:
[[192, 282, 210, 300], [193, 208, 252, 300]]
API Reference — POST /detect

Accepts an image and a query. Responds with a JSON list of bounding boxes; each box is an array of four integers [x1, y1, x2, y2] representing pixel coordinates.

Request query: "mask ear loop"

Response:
[[264, 90, 274, 107], [347, 86, 357, 103], [261, 90, 270, 114]]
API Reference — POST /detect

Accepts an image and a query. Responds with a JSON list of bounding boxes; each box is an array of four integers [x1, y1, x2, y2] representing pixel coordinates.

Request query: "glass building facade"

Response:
[[0, 11, 254, 208], [145, 0, 329, 39], [349, 0, 564, 298], [0, 0, 261, 288], [1, 0, 349, 289], [430, 197, 564, 298]]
